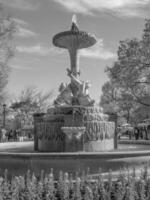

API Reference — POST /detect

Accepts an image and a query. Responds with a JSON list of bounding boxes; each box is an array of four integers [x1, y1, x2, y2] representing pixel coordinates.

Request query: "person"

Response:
[[13, 130, 18, 141], [134, 127, 139, 140], [8, 129, 13, 141], [1, 128, 7, 142], [0, 128, 2, 142]]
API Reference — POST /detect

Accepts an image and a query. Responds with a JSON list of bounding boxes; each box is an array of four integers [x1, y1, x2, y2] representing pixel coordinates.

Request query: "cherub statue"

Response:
[[54, 82, 72, 106]]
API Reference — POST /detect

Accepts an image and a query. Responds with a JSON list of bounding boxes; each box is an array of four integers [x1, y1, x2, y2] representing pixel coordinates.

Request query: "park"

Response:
[[1, 1, 150, 199]]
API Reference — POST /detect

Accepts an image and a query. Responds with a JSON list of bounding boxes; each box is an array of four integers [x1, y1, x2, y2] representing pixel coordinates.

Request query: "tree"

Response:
[[0, 4, 16, 104], [117, 92, 136, 123], [100, 81, 119, 114], [100, 19, 150, 124], [10, 86, 54, 130], [11, 86, 54, 111], [107, 19, 150, 107], [100, 81, 136, 124]]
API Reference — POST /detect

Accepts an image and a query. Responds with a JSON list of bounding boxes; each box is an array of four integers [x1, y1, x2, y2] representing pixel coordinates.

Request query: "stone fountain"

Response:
[[1, 16, 150, 179], [34, 15, 115, 152]]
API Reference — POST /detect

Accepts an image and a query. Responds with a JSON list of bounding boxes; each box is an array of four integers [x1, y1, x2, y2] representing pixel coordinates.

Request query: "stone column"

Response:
[[107, 112, 118, 149], [68, 48, 79, 77]]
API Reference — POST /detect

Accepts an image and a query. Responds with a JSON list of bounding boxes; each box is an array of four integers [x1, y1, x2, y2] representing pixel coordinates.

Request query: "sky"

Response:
[[1, 0, 150, 103]]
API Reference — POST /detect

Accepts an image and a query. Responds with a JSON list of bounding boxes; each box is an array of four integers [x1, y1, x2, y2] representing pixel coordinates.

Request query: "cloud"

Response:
[[1, 0, 39, 10], [79, 39, 116, 60], [16, 44, 63, 56], [16, 40, 115, 60], [15, 27, 37, 38], [10, 64, 30, 70], [16, 45, 49, 56], [13, 17, 37, 38], [53, 0, 150, 17], [13, 18, 28, 26], [10, 57, 42, 70]]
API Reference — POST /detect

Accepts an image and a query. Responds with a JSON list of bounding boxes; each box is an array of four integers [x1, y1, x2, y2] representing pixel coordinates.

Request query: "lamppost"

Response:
[[3, 104, 6, 129]]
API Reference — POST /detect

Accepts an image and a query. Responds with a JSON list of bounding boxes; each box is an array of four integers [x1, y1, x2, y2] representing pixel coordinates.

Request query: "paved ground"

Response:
[[0, 141, 34, 152], [0, 141, 149, 153]]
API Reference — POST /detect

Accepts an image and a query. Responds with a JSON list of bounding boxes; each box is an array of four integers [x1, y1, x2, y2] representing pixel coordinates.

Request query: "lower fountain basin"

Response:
[[84, 139, 114, 152], [0, 141, 150, 178]]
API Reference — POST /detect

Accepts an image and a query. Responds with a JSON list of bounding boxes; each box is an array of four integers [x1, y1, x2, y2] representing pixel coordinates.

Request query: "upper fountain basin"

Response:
[[53, 31, 97, 49], [53, 21, 97, 49]]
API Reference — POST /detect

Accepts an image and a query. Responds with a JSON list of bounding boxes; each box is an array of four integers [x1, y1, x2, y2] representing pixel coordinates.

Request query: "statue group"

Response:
[[54, 68, 95, 107]]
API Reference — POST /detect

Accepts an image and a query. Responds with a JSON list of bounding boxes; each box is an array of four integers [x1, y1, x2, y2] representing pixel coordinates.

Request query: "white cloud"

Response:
[[11, 63, 40, 71], [53, 0, 150, 17], [15, 27, 37, 38], [10, 57, 42, 70], [16, 41, 115, 60], [10, 64, 28, 70], [13, 18, 28, 26], [79, 39, 116, 60], [12, 17, 37, 38], [1, 0, 39, 10], [16, 45, 49, 56], [16, 44, 63, 56]]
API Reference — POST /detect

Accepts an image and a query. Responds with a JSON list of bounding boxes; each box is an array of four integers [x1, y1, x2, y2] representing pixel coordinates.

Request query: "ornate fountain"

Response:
[[34, 15, 115, 152]]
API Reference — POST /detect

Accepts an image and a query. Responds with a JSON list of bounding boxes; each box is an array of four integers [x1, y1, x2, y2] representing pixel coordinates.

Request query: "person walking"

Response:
[[1, 128, 7, 142]]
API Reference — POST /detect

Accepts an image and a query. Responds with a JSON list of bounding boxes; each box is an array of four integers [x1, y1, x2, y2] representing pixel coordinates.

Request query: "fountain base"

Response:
[[61, 126, 85, 152], [34, 106, 115, 152]]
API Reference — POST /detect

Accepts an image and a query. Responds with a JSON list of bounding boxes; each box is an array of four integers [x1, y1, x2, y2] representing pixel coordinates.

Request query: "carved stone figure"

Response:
[[54, 83, 72, 106], [67, 68, 95, 106]]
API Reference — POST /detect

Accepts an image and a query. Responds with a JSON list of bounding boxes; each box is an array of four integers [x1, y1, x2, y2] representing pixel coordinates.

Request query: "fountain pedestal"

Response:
[[61, 126, 85, 152]]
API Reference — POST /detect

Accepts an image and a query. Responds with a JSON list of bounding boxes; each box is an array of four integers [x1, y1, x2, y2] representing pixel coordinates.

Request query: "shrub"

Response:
[[0, 166, 150, 199]]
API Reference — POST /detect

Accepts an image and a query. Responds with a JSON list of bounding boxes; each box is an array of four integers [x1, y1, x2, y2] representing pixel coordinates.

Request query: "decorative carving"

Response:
[[61, 126, 85, 140], [68, 68, 95, 106], [54, 83, 72, 106], [54, 68, 95, 106]]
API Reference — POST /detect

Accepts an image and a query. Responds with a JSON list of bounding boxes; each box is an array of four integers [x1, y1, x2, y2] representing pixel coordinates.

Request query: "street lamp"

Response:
[[3, 104, 6, 129]]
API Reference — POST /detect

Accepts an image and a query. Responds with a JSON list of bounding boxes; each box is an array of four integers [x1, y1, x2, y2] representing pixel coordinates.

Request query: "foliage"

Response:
[[100, 81, 119, 114], [0, 166, 150, 199], [11, 86, 54, 113], [106, 19, 150, 107], [100, 80, 136, 123], [10, 86, 54, 130], [100, 19, 150, 124], [0, 4, 16, 103]]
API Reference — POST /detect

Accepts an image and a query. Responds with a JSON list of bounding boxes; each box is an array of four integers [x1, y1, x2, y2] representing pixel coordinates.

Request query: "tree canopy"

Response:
[[100, 80, 136, 124], [0, 4, 16, 103], [10, 86, 54, 130], [11, 86, 54, 113], [107, 19, 150, 107], [100, 19, 150, 124]]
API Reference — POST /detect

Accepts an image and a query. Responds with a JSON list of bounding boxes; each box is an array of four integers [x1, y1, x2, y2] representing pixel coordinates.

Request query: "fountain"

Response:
[[0, 16, 150, 178], [34, 15, 115, 152]]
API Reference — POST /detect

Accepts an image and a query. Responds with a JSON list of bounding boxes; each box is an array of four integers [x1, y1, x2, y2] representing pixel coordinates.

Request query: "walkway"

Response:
[[0, 141, 34, 152]]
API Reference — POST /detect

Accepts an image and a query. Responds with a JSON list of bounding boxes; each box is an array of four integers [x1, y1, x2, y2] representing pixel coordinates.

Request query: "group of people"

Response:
[[118, 126, 150, 140], [0, 129, 21, 142]]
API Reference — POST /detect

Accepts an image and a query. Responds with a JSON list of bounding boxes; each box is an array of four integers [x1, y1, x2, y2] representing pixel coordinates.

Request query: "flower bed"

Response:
[[1, 166, 150, 199]]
